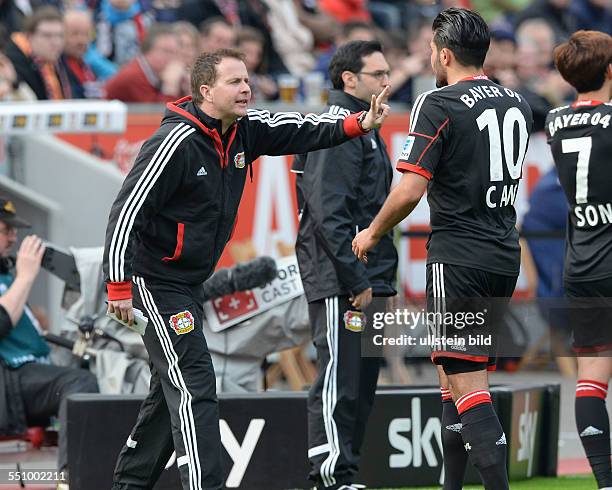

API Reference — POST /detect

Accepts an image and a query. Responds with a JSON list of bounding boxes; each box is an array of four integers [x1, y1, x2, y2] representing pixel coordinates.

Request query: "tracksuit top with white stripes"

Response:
[[103, 96, 367, 300]]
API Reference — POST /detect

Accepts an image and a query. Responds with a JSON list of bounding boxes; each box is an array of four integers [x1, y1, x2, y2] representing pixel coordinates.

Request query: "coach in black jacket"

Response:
[[294, 41, 398, 490], [104, 48, 389, 490]]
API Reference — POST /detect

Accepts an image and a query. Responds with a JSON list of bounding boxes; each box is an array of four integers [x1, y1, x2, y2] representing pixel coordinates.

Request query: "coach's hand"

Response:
[[360, 85, 390, 131], [108, 298, 134, 326], [352, 228, 380, 264], [351, 287, 372, 310]]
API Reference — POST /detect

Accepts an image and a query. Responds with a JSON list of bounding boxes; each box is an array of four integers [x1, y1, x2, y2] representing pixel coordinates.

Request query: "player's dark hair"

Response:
[[554, 30, 612, 93], [432, 8, 490, 68], [191, 48, 245, 104], [329, 40, 384, 90]]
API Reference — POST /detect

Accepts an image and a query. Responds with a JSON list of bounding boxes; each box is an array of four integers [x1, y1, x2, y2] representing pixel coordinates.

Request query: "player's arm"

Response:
[[244, 87, 390, 159], [352, 173, 427, 262], [103, 128, 189, 324], [353, 92, 447, 261]]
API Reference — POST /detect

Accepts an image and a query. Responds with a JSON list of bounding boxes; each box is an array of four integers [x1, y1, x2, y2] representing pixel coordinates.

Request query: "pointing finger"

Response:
[[376, 85, 390, 106]]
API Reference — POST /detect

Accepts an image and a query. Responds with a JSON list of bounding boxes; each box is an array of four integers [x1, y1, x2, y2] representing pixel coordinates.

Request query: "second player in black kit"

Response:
[[545, 30, 612, 490], [352, 9, 532, 490]]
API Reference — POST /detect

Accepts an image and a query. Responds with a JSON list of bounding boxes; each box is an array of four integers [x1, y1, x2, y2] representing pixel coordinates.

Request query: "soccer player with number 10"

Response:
[[352, 8, 533, 490]]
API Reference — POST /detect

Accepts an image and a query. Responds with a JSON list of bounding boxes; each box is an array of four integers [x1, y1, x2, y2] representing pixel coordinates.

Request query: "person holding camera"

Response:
[[0, 198, 98, 481]]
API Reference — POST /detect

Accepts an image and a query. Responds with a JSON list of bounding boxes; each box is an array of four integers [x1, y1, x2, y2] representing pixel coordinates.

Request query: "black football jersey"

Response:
[[397, 76, 533, 276], [545, 100, 612, 282]]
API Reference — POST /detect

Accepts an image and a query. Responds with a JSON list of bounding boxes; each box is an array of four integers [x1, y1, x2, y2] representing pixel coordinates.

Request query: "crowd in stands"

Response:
[[0, 0, 610, 118]]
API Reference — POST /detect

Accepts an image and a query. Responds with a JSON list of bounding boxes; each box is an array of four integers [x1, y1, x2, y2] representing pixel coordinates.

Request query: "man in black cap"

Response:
[[0, 198, 98, 483]]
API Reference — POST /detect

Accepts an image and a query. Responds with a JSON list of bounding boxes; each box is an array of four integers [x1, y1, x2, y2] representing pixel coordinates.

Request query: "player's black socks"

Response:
[[576, 380, 612, 489], [456, 390, 508, 490], [441, 388, 468, 490]]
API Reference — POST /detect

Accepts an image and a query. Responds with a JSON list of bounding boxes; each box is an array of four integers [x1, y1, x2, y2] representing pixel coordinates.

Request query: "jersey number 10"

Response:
[[477, 107, 529, 182]]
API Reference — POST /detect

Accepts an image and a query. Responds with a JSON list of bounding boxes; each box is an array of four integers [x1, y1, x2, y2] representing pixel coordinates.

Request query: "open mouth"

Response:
[[236, 99, 248, 106]]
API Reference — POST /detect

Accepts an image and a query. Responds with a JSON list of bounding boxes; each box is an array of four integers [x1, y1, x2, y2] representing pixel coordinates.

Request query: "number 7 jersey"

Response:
[[397, 76, 533, 276], [545, 100, 612, 282]]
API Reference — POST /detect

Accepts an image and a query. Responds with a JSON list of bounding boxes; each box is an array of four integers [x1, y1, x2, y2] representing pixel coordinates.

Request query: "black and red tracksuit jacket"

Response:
[[103, 96, 367, 300]]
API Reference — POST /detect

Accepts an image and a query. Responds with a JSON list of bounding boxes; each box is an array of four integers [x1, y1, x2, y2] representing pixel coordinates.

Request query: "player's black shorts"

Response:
[[565, 277, 612, 353], [426, 263, 517, 372]]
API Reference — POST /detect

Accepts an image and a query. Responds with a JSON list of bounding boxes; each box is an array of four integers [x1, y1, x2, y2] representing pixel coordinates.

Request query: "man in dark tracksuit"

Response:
[[103, 48, 390, 490], [294, 41, 398, 490]]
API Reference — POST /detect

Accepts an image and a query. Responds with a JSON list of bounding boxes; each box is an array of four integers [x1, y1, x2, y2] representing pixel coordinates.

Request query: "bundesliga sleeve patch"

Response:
[[170, 310, 195, 335], [399, 136, 415, 161], [344, 311, 366, 332]]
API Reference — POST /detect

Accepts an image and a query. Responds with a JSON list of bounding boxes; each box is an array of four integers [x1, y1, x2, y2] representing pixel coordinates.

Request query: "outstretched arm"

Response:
[[245, 86, 390, 159], [352, 172, 428, 262]]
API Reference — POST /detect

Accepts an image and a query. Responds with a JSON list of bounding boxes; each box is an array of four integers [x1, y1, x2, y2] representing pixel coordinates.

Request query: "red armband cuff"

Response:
[[396, 161, 433, 180], [107, 281, 132, 301], [343, 112, 368, 138]]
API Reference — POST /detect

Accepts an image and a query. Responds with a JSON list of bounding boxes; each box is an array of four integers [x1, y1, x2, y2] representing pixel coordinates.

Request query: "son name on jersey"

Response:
[[459, 85, 523, 109], [547, 109, 610, 137], [574, 202, 612, 228]]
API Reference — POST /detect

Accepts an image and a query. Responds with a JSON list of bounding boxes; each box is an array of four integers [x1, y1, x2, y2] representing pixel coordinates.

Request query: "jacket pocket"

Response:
[[162, 222, 185, 262]]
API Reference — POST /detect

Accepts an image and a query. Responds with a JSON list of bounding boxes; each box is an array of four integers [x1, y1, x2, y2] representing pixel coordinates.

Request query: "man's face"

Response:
[[353, 51, 390, 102], [29, 20, 64, 63], [200, 24, 236, 53], [205, 57, 251, 120], [64, 13, 92, 59], [238, 40, 262, 72], [0, 222, 17, 257], [485, 39, 516, 73], [177, 32, 198, 67], [430, 41, 448, 88], [146, 34, 180, 74]]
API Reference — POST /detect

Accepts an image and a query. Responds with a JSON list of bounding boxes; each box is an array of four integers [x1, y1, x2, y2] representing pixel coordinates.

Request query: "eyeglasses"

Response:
[[358, 70, 391, 81], [0, 226, 16, 237]]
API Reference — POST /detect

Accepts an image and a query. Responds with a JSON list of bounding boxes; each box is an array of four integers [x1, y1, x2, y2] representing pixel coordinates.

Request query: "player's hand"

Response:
[[351, 287, 372, 310], [352, 228, 380, 263], [15, 235, 45, 284], [108, 298, 134, 326], [361, 86, 390, 131]]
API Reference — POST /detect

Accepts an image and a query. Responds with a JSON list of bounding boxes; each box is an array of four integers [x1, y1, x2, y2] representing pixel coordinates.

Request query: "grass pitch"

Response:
[[382, 474, 596, 489]]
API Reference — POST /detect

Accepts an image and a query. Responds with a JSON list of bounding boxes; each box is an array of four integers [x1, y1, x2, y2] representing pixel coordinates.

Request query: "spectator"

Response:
[[236, 26, 277, 101], [263, 0, 316, 75], [104, 23, 186, 102], [0, 198, 98, 481], [470, 0, 530, 24], [0, 0, 24, 39], [0, 35, 35, 100], [515, 19, 574, 110], [388, 20, 435, 105], [61, 9, 100, 98], [484, 27, 519, 88], [170, 21, 198, 99], [152, 0, 180, 22], [314, 20, 376, 79], [318, 0, 371, 23], [199, 16, 235, 53], [172, 20, 198, 68], [95, 0, 153, 66], [569, 0, 612, 34], [5, 6, 73, 99], [180, 0, 288, 75], [294, 0, 339, 45], [514, 0, 575, 42]]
